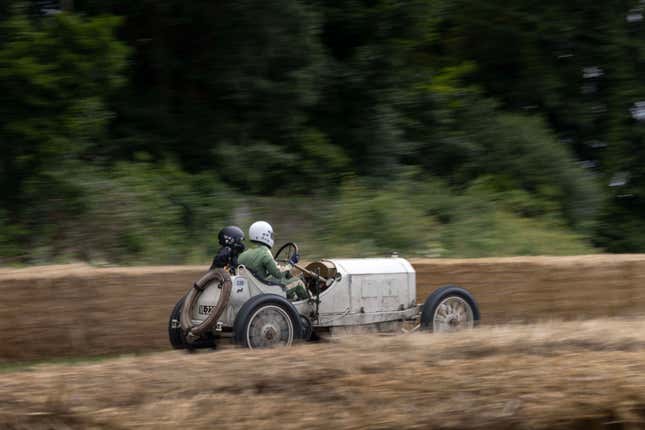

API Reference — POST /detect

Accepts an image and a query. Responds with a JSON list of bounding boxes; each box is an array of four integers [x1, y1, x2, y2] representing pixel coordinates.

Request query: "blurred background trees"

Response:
[[1, 0, 644, 264]]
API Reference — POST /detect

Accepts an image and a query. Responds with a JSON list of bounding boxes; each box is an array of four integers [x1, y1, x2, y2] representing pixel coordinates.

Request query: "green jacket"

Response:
[[237, 244, 290, 285]]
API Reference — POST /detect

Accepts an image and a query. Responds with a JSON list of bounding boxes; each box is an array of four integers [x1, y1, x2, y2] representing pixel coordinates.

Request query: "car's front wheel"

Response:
[[233, 294, 303, 349], [420, 285, 480, 332]]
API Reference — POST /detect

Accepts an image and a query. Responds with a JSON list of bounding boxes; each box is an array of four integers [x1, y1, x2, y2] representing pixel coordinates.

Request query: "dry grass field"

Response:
[[2, 318, 645, 429], [2, 255, 645, 361]]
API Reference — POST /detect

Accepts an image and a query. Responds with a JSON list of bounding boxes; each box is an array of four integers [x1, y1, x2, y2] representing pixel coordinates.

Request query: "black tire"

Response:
[[168, 295, 216, 350], [232, 294, 303, 349], [299, 314, 313, 341], [420, 285, 480, 332], [168, 296, 188, 349]]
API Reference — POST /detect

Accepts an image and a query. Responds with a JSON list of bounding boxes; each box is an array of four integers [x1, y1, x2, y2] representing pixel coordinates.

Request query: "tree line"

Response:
[[1, 0, 644, 263]]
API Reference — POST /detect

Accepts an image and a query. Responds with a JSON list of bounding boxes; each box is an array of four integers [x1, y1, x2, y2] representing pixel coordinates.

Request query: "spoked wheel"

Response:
[[246, 305, 294, 348], [233, 294, 303, 349], [432, 295, 475, 332], [420, 285, 480, 333]]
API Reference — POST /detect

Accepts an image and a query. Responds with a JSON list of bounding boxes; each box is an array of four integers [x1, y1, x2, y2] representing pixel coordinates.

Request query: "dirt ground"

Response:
[[2, 318, 645, 429], [2, 254, 645, 361], [413, 254, 645, 324]]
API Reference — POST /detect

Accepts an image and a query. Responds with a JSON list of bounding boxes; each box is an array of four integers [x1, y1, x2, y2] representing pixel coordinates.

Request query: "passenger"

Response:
[[237, 221, 309, 301], [209, 225, 246, 272]]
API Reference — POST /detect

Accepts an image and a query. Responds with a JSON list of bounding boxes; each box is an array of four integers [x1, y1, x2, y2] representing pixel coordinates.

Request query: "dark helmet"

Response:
[[218, 225, 245, 247]]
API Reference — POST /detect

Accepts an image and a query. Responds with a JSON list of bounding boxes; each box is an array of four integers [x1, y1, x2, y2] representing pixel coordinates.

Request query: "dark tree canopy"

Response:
[[2, 0, 645, 262]]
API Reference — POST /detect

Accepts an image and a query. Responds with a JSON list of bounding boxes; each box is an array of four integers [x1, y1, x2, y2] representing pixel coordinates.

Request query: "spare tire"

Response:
[[180, 268, 232, 341]]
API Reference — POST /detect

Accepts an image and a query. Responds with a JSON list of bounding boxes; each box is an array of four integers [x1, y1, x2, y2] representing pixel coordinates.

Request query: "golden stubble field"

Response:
[[3, 254, 645, 361], [2, 318, 645, 430]]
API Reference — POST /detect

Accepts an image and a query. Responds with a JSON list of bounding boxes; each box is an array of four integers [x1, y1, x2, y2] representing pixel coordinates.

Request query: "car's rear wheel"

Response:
[[168, 296, 187, 349], [247, 305, 294, 348], [168, 295, 215, 350], [233, 294, 303, 349], [420, 285, 480, 332]]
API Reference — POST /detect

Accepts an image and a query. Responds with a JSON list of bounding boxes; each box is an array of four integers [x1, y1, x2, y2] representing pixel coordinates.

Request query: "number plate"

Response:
[[198, 304, 215, 315]]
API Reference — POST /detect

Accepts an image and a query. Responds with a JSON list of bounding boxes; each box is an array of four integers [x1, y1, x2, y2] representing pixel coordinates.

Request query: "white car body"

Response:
[[192, 257, 417, 329]]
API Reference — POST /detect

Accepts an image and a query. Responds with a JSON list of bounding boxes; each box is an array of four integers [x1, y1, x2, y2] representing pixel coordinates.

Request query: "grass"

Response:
[[0, 350, 158, 373], [2, 318, 645, 429]]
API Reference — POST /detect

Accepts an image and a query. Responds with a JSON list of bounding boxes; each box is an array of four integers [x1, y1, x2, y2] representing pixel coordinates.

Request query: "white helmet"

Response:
[[249, 221, 274, 248]]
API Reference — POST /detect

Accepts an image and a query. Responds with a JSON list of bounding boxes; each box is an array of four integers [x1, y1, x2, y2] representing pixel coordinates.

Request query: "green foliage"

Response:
[[461, 112, 601, 230], [293, 129, 351, 191], [271, 177, 595, 259], [13, 159, 234, 265], [0, 9, 127, 205], [314, 0, 443, 177], [408, 177, 593, 257], [76, 160, 233, 264], [435, 184, 595, 257], [434, 0, 645, 249], [0, 210, 28, 262], [321, 180, 441, 256], [7, 0, 645, 263]]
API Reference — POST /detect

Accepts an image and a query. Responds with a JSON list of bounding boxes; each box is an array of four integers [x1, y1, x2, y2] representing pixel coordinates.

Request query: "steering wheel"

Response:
[[274, 242, 299, 263]]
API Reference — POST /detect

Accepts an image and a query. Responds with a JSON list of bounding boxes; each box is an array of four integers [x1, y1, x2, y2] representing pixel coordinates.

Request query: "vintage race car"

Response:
[[168, 242, 480, 350]]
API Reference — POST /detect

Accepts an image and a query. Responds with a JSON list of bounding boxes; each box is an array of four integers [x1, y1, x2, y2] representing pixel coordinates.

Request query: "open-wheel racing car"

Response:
[[169, 242, 480, 350]]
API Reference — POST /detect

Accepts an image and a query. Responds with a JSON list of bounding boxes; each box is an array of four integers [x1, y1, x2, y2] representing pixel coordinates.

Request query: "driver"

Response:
[[237, 221, 309, 301]]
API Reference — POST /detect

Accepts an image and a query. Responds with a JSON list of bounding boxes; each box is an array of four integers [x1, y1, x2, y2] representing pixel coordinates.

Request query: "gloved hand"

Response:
[[289, 253, 300, 265]]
